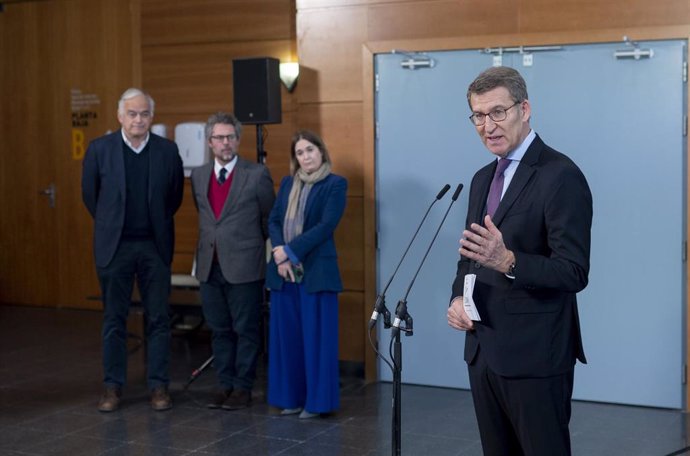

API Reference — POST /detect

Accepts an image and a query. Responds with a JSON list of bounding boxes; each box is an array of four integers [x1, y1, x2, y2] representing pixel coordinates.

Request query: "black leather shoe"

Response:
[[207, 389, 233, 409], [222, 389, 251, 410]]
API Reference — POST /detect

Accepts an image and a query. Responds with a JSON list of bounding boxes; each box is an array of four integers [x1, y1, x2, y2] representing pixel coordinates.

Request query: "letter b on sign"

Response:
[[72, 129, 85, 160]]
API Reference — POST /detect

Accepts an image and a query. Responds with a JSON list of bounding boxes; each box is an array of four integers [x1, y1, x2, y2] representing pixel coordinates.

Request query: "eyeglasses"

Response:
[[210, 134, 237, 143], [125, 110, 152, 119], [469, 101, 521, 126]]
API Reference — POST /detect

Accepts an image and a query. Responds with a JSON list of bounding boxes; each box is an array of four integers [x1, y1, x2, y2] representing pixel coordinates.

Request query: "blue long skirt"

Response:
[[267, 283, 340, 413]]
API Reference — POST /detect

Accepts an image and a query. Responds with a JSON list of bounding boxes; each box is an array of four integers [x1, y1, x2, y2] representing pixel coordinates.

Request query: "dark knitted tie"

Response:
[[218, 168, 227, 185], [486, 158, 511, 217]]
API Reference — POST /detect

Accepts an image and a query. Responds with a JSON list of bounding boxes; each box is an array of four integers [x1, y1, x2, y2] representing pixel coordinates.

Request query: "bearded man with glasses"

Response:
[[190, 112, 275, 410], [447, 67, 593, 455]]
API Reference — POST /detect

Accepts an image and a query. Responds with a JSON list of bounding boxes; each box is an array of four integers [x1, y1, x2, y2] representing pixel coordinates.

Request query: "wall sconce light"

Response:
[[279, 62, 299, 92]]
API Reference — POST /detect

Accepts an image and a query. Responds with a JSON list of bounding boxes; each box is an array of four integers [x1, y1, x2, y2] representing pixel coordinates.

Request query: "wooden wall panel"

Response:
[[296, 102, 364, 196], [171, 253, 196, 275], [361, 43, 378, 382], [368, 0, 519, 42], [298, 0, 399, 7], [520, 0, 690, 33], [297, 7, 367, 103], [142, 40, 296, 116], [339, 291, 365, 361], [0, 3, 59, 307], [142, 0, 293, 45]]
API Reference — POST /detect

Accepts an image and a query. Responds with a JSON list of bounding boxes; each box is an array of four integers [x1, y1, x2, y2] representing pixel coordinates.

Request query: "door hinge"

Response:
[[375, 230, 379, 250], [684, 115, 688, 137], [375, 73, 380, 92], [376, 122, 380, 140], [683, 61, 687, 83], [683, 364, 687, 385]]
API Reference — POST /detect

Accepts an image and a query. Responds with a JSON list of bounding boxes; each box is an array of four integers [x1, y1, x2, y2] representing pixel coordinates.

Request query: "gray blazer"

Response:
[[190, 158, 275, 284]]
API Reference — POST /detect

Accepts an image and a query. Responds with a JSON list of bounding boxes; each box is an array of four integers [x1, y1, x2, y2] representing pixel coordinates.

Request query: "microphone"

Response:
[[436, 184, 452, 200], [392, 183, 463, 337], [369, 184, 451, 329]]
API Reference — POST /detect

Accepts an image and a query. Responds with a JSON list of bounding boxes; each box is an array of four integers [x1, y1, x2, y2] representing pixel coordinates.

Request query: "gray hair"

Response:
[[205, 112, 243, 141], [117, 88, 155, 116], [466, 66, 529, 108]]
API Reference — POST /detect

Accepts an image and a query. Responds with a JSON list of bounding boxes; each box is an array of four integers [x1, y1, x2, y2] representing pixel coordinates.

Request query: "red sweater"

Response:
[[208, 169, 234, 219]]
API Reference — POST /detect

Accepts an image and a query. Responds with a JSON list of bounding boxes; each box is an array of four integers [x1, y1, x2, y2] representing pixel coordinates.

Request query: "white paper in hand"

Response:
[[463, 274, 481, 321]]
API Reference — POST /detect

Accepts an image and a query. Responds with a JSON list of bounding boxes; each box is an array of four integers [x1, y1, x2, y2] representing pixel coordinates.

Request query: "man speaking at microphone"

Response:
[[447, 66, 592, 455]]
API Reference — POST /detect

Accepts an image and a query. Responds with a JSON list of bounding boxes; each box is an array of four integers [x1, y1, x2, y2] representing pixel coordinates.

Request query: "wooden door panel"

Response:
[[0, 0, 138, 309], [0, 3, 59, 306]]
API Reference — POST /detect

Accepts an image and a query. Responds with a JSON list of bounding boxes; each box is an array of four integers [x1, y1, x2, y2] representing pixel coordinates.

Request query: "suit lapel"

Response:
[[472, 164, 494, 224], [196, 162, 214, 214], [147, 135, 158, 204], [304, 176, 326, 219], [111, 132, 127, 203], [220, 158, 248, 217], [492, 135, 544, 226]]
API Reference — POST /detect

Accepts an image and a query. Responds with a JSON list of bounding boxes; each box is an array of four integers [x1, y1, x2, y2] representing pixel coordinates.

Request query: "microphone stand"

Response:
[[389, 183, 463, 456], [390, 303, 408, 456], [256, 125, 267, 164], [183, 355, 214, 390], [369, 184, 450, 331]]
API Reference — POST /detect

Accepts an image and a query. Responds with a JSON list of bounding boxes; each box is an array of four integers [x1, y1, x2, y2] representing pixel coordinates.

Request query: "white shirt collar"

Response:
[[504, 129, 536, 162], [214, 155, 238, 178], [121, 129, 150, 154]]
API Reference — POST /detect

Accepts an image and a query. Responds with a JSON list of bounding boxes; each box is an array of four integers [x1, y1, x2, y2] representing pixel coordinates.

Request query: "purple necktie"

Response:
[[486, 158, 511, 217]]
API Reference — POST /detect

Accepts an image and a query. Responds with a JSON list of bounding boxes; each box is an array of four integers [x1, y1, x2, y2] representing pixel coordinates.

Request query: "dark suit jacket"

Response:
[[81, 131, 184, 268], [451, 134, 592, 378], [190, 158, 275, 284], [265, 173, 347, 294]]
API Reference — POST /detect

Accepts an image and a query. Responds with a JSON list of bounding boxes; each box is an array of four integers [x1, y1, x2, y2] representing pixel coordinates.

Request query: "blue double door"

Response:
[[375, 40, 687, 408]]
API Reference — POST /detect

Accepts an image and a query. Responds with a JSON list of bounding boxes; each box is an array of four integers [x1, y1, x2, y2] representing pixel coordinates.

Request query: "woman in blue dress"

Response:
[[266, 130, 347, 419]]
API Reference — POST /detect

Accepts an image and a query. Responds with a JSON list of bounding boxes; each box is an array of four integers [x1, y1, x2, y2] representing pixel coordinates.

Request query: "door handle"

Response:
[[39, 183, 56, 208]]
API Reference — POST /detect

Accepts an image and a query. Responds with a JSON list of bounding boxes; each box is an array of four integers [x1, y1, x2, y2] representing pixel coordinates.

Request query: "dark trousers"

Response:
[[96, 240, 171, 390], [468, 347, 574, 456], [200, 262, 263, 391]]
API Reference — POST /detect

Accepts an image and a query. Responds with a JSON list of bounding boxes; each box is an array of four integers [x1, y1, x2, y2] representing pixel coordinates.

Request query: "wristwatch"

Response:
[[505, 262, 516, 280]]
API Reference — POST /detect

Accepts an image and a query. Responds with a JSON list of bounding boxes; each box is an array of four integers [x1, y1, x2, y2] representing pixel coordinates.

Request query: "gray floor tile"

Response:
[[2, 305, 689, 456]]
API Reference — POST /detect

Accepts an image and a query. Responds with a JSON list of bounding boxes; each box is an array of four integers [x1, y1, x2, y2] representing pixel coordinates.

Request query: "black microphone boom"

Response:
[[451, 182, 463, 201], [436, 183, 451, 200], [368, 183, 450, 329], [392, 183, 463, 336]]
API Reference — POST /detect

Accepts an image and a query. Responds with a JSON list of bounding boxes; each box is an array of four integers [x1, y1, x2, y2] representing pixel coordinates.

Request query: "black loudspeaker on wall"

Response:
[[232, 57, 282, 125]]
